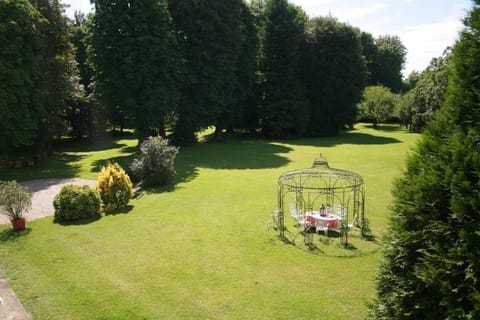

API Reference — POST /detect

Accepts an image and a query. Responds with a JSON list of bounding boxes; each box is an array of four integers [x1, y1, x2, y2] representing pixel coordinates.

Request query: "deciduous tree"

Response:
[[357, 86, 397, 127]]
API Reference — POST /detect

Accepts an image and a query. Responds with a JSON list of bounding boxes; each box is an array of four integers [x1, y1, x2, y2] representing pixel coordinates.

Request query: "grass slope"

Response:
[[0, 124, 418, 319]]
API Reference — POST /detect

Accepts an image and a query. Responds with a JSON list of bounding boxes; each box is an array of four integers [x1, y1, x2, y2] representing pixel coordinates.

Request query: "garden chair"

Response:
[[289, 203, 308, 228], [316, 220, 329, 236]]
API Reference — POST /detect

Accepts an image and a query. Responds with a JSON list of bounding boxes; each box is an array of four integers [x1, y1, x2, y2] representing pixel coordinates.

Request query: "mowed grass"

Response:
[[0, 124, 419, 319]]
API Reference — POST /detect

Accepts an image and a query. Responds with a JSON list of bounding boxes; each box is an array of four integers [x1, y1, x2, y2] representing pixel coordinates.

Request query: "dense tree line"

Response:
[[0, 0, 408, 157], [369, 0, 480, 318], [0, 0, 77, 158]]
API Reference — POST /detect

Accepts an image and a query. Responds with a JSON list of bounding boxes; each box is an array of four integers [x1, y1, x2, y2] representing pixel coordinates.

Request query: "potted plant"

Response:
[[0, 181, 32, 230]]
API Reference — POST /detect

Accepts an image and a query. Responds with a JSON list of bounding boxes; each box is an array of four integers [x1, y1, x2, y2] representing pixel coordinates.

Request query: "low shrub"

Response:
[[53, 185, 101, 222], [97, 162, 133, 213], [130, 136, 179, 187]]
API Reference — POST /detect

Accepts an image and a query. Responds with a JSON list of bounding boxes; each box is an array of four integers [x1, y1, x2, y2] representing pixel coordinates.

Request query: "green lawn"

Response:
[[0, 124, 419, 319]]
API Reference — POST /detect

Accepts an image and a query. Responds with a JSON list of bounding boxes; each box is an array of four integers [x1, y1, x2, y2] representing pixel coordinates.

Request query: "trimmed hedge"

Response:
[[53, 185, 101, 222]]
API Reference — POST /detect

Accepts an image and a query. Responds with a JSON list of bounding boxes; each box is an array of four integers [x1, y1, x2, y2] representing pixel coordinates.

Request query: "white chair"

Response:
[[316, 220, 329, 236], [347, 213, 358, 230], [289, 204, 307, 227]]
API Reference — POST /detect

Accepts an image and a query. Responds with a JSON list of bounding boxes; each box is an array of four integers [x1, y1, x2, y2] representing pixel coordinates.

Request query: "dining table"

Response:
[[304, 211, 340, 228]]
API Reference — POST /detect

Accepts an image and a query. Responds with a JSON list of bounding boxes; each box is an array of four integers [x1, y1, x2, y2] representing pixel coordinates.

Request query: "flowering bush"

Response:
[[130, 136, 179, 187]]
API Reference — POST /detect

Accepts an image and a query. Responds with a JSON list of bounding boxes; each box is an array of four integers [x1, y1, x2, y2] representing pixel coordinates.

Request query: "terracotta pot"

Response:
[[11, 218, 26, 231]]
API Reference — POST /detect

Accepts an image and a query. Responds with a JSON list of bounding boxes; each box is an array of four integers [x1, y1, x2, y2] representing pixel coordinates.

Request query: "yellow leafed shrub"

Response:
[[96, 162, 133, 213]]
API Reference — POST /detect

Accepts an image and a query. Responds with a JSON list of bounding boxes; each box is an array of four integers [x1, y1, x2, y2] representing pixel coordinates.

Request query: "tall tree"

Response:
[[370, 35, 407, 93], [30, 0, 78, 153], [68, 11, 93, 140], [89, 0, 178, 141], [169, 0, 243, 144], [360, 31, 377, 85], [260, 0, 308, 138], [302, 16, 367, 135], [369, 1, 480, 319], [88, 0, 130, 132], [233, 1, 260, 132], [0, 0, 42, 154], [409, 52, 451, 132]]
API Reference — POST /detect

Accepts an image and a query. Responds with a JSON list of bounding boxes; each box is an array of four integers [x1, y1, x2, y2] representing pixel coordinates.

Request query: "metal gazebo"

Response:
[[277, 156, 365, 245]]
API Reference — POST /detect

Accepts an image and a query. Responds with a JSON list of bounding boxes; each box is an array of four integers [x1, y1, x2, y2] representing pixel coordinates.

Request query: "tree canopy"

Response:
[[302, 16, 367, 135], [259, 0, 308, 138], [1, 0, 410, 156], [0, 0, 76, 156]]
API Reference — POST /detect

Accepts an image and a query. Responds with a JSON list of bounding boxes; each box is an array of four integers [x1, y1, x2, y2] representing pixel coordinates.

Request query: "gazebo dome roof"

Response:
[[278, 155, 363, 190]]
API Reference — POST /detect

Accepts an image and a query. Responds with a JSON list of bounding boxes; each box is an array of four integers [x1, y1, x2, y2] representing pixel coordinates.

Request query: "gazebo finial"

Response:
[[313, 154, 329, 168]]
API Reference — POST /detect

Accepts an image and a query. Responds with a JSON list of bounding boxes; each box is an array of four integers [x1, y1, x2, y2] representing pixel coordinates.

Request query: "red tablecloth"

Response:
[[304, 211, 339, 228]]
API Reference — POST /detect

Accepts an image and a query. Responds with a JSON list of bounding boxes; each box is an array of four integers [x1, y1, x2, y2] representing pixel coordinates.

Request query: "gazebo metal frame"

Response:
[[277, 156, 365, 245]]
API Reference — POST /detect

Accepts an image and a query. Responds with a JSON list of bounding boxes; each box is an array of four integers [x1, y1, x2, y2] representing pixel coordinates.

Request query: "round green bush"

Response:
[[53, 184, 101, 222]]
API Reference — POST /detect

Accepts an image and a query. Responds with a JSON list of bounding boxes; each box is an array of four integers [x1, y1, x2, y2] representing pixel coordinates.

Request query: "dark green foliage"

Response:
[[0, 0, 41, 154], [233, 2, 260, 132], [302, 16, 367, 135], [369, 35, 406, 93], [361, 33, 407, 93], [67, 11, 94, 140], [260, 0, 308, 138], [130, 136, 179, 187], [406, 52, 451, 132], [370, 1, 480, 318], [169, 0, 243, 144], [30, 0, 79, 152], [0, 0, 77, 155], [53, 185, 101, 221], [89, 0, 178, 141], [360, 32, 377, 85]]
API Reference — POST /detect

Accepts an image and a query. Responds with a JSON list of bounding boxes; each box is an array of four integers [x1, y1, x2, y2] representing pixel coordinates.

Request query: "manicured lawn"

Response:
[[0, 124, 419, 319]]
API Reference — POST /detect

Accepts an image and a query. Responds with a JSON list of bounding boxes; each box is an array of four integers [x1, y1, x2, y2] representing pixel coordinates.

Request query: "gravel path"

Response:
[[0, 178, 96, 225]]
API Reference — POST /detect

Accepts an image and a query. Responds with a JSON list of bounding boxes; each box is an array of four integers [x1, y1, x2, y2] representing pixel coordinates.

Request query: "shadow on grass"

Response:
[[363, 124, 408, 132], [277, 131, 401, 147], [0, 227, 32, 242], [107, 205, 134, 216], [54, 215, 102, 226], [91, 154, 136, 174], [0, 153, 85, 182]]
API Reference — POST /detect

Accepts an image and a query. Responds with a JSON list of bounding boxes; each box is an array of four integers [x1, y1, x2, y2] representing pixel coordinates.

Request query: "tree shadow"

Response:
[[0, 153, 85, 182], [91, 154, 136, 173], [178, 139, 292, 170], [107, 205, 134, 216], [54, 215, 102, 226], [363, 124, 408, 132], [53, 132, 136, 153], [0, 227, 32, 242], [277, 131, 401, 147]]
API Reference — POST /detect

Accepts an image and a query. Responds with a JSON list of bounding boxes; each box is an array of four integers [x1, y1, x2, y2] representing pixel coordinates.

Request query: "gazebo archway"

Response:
[[277, 156, 365, 245]]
